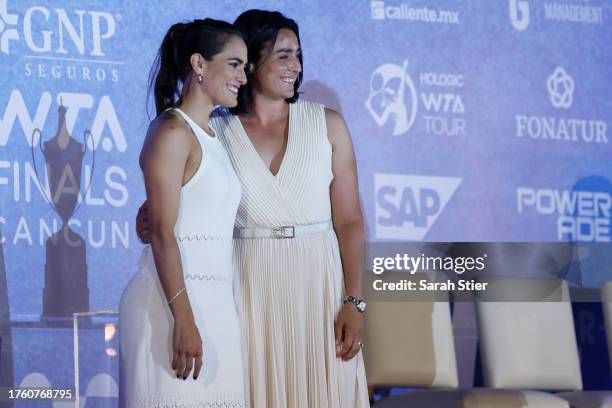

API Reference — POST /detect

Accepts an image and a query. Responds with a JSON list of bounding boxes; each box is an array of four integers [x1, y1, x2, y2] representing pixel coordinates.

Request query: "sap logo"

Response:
[[0, 90, 126, 152], [371, 1, 385, 20], [375, 174, 462, 240], [547, 67, 574, 109], [0, 0, 116, 56], [366, 60, 417, 136], [509, 0, 530, 31]]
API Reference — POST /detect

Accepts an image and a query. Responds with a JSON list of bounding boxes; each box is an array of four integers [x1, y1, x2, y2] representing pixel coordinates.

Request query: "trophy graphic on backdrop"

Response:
[[31, 98, 95, 323]]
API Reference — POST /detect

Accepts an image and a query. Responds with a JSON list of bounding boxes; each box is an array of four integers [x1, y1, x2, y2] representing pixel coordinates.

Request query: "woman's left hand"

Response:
[[334, 302, 364, 361]]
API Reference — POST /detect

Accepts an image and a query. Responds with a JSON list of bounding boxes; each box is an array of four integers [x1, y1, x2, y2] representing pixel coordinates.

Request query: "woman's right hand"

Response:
[[136, 201, 152, 244], [172, 315, 203, 380]]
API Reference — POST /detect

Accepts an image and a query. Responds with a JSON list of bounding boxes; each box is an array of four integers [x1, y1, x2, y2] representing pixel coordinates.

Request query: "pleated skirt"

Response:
[[233, 230, 369, 408]]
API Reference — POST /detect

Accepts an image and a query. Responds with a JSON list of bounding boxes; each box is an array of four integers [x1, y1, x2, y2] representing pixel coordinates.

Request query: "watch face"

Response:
[[357, 302, 366, 312]]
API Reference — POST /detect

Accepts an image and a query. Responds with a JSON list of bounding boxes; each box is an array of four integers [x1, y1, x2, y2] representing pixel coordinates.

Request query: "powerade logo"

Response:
[[517, 187, 611, 242], [375, 174, 462, 240]]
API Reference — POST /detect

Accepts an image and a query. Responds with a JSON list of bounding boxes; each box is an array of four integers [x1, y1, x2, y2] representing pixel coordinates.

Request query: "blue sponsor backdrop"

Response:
[[0, 0, 611, 403]]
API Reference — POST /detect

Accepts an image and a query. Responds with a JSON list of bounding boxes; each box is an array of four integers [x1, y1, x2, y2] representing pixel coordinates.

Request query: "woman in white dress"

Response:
[[119, 19, 248, 407], [137, 10, 369, 407]]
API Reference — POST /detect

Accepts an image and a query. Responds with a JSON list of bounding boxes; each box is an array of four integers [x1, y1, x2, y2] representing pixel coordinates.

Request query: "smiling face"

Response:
[[201, 35, 248, 107], [252, 28, 302, 101]]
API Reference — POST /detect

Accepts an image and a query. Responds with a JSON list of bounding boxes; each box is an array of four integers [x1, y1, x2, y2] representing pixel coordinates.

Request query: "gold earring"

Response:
[[197, 73, 203, 83]]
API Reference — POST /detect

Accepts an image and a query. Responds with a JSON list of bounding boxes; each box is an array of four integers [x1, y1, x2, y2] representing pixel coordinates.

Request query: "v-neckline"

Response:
[[235, 103, 293, 179]]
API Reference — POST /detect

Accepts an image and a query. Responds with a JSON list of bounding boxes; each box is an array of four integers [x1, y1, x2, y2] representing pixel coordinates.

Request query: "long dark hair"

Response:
[[230, 10, 303, 115], [148, 19, 241, 116]]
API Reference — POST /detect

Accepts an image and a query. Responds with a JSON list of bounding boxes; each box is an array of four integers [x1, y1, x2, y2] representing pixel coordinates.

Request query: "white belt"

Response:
[[235, 220, 333, 239]]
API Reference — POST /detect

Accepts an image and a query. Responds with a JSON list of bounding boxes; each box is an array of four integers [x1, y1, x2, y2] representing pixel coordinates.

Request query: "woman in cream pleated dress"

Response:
[[218, 10, 369, 407], [138, 10, 369, 407]]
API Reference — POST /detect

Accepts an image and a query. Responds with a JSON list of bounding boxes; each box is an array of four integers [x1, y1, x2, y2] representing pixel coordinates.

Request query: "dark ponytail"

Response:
[[147, 19, 242, 117]]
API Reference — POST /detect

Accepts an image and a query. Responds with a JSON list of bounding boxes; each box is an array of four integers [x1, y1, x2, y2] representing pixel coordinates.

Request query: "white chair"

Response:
[[372, 277, 582, 407], [364, 272, 459, 406], [472, 278, 581, 407]]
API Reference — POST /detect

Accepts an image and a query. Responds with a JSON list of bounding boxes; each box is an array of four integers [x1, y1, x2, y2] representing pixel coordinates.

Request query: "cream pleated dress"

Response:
[[211, 100, 369, 408], [119, 109, 246, 407]]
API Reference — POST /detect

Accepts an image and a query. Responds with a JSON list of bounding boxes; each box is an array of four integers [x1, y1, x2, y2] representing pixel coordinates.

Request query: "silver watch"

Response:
[[343, 295, 366, 313]]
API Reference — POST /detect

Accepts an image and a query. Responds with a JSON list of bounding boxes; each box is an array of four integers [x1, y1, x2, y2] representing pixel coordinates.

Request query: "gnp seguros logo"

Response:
[[0, 0, 117, 56], [0, 0, 120, 83], [515, 66, 607, 145], [366, 60, 466, 137], [375, 173, 462, 240], [509, 0, 530, 31], [0, 0, 19, 53]]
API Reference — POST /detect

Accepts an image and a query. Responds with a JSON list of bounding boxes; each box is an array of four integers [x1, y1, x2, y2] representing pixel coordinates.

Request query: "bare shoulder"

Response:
[[324, 107, 346, 129], [324, 107, 350, 147], [145, 111, 191, 146], [140, 111, 193, 169]]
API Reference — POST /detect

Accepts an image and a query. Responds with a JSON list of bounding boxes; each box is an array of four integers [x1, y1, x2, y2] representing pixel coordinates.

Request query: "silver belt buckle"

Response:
[[272, 226, 294, 239]]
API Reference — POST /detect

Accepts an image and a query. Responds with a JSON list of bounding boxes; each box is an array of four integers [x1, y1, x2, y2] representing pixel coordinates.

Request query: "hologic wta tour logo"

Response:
[[515, 66, 607, 145], [366, 60, 466, 138], [366, 61, 417, 136], [375, 173, 462, 240]]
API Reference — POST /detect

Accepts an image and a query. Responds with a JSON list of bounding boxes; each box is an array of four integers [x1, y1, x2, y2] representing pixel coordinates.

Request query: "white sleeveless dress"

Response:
[[119, 109, 246, 407], [211, 100, 369, 407]]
